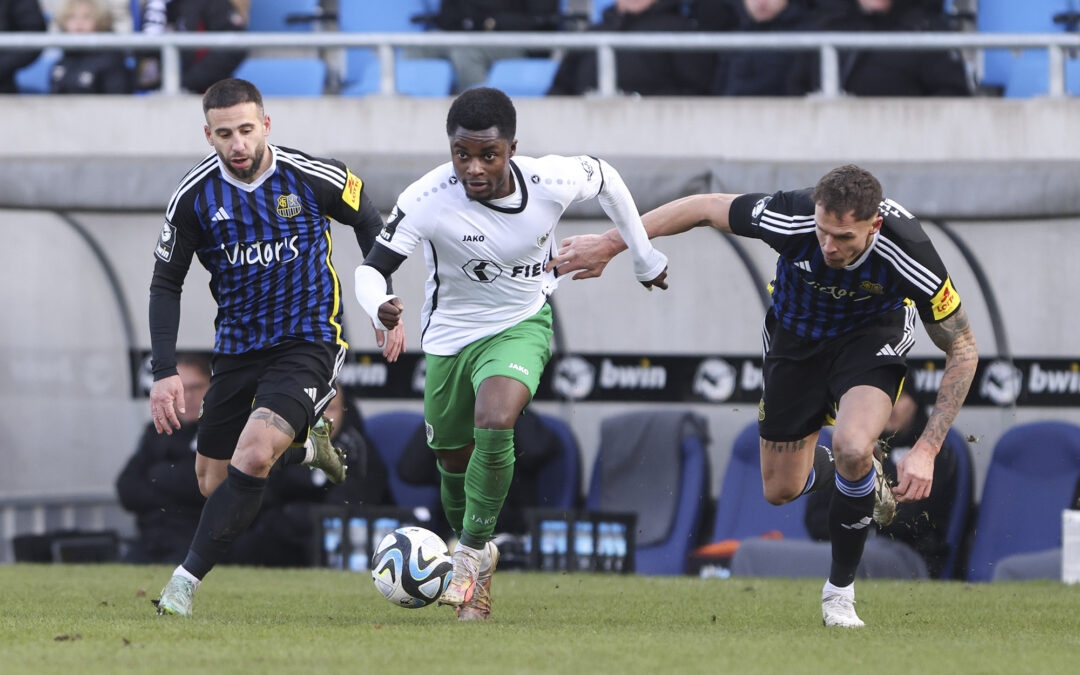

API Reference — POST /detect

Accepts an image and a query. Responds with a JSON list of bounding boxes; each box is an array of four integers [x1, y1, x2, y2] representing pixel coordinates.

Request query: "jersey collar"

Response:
[[844, 231, 878, 270], [476, 160, 528, 214], [216, 144, 279, 193]]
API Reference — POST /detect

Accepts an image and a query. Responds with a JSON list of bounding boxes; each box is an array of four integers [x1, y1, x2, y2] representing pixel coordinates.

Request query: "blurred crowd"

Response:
[[3, 0, 977, 97]]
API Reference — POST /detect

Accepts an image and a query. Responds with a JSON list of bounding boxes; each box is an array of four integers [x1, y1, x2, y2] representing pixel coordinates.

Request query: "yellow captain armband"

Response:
[[930, 277, 961, 320], [342, 170, 363, 210]]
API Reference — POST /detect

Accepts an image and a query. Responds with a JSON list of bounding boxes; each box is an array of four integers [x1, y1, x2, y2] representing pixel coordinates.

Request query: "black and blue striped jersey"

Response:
[[149, 145, 383, 378], [729, 189, 962, 340]]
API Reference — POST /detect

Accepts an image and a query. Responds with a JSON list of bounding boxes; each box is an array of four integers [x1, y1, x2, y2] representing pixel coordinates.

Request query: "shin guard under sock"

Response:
[[461, 427, 515, 549], [183, 464, 267, 579], [827, 468, 876, 587], [437, 462, 467, 538]]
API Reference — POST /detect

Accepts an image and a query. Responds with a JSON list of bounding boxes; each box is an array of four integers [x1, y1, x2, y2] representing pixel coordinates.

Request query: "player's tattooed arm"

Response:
[[921, 307, 979, 453]]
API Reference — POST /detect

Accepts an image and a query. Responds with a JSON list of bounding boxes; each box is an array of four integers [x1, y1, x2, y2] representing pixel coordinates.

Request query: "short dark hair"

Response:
[[445, 87, 516, 140], [811, 165, 883, 222], [202, 78, 264, 115], [175, 352, 212, 379]]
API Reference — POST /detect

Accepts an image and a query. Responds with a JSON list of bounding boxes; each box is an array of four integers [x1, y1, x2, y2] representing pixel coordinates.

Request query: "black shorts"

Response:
[[758, 306, 916, 442], [197, 340, 346, 460]]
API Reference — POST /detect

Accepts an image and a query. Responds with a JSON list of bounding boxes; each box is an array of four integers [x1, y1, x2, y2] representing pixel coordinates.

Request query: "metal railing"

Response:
[[2, 30, 1079, 97]]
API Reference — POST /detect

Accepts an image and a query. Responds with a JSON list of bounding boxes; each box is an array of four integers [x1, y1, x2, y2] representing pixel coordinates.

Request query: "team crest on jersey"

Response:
[[275, 194, 303, 218], [537, 231, 551, 248], [155, 222, 175, 262], [380, 206, 404, 242], [859, 281, 885, 295], [751, 196, 772, 219]]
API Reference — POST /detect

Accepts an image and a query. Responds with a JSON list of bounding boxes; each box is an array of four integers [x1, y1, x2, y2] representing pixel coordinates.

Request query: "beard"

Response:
[[221, 143, 266, 181]]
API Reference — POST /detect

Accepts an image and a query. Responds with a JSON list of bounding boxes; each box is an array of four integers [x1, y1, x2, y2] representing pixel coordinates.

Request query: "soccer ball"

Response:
[[371, 526, 453, 608]]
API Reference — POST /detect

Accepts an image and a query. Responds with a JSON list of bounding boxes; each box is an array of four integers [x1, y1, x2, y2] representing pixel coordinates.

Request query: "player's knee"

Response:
[[762, 481, 801, 506], [831, 432, 874, 477], [231, 442, 276, 477], [435, 448, 470, 474]]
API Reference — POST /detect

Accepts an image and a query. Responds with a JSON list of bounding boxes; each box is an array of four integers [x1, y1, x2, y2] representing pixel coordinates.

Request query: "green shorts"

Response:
[[424, 303, 553, 450]]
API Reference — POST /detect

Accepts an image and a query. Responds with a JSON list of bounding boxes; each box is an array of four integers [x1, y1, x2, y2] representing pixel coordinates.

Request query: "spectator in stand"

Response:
[[548, 0, 715, 96], [0, 0, 47, 93], [788, 0, 970, 96], [136, 0, 247, 93], [412, 0, 565, 93], [227, 391, 392, 567], [50, 0, 134, 94], [116, 353, 210, 564], [804, 388, 971, 578], [712, 0, 812, 96]]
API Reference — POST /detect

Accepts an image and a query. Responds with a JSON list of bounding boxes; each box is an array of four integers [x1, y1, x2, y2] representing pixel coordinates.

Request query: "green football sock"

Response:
[[461, 427, 515, 548], [437, 462, 467, 538]]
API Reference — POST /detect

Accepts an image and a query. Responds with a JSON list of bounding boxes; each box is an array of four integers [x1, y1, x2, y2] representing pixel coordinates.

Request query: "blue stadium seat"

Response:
[[482, 58, 560, 97], [585, 410, 710, 575], [1003, 50, 1080, 98], [232, 57, 327, 96], [976, 0, 1069, 88], [533, 413, 581, 510], [338, 0, 434, 90], [966, 421, 1080, 582], [341, 57, 454, 97], [711, 422, 827, 542], [364, 411, 441, 513], [15, 48, 61, 94], [247, 0, 323, 32], [938, 428, 975, 580]]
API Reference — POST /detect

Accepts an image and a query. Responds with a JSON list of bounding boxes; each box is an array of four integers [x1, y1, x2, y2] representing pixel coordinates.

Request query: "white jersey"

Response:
[[376, 154, 610, 356]]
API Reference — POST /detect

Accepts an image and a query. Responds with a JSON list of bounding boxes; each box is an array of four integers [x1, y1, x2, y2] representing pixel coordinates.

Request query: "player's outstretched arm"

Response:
[[548, 192, 740, 281], [894, 307, 978, 502]]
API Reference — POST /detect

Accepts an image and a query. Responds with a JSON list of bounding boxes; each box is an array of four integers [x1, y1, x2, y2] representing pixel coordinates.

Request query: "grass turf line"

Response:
[[1, 564, 1079, 674]]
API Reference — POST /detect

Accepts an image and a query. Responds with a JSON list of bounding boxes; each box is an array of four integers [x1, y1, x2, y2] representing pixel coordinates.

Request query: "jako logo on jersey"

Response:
[[462, 234, 485, 242], [508, 363, 529, 375], [275, 194, 303, 218], [751, 196, 772, 219], [599, 359, 666, 390], [155, 222, 176, 262], [380, 206, 404, 242], [220, 235, 299, 267], [462, 258, 503, 283]]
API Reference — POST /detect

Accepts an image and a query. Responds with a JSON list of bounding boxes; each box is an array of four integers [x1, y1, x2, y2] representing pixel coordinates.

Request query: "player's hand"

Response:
[[375, 322, 407, 363], [641, 267, 669, 291], [545, 234, 621, 280], [149, 374, 185, 435], [378, 297, 404, 330], [892, 440, 936, 502]]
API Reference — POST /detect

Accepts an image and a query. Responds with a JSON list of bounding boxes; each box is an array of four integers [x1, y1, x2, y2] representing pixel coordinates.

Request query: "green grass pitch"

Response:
[[2, 564, 1080, 674]]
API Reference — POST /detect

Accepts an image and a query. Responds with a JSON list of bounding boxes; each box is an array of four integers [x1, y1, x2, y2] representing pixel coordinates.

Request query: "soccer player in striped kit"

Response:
[[149, 78, 403, 616], [552, 165, 978, 627], [353, 87, 669, 621]]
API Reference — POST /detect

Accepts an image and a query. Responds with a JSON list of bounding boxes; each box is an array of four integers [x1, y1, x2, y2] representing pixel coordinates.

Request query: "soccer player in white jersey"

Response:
[[552, 165, 978, 627], [353, 87, 668, 621]]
